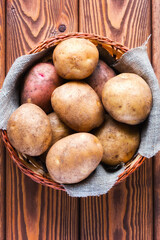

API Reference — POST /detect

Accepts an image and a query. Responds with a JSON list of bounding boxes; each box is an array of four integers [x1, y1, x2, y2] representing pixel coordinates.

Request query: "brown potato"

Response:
[[86, 60, 116, 99], [94, 115, 140, 166], [21, 62, 63, 113], [46, 133, 103, 184], [53, 38, 99, 80], [51, 81, 105, 132], [48, 112, 73, 144], [7, 103, 52, 156], [102, 73, 152, 125]]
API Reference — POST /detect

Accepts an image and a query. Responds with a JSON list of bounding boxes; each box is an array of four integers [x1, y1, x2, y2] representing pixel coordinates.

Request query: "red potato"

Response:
[[86, 60, 116, 99], [21, 62, 63, 113]]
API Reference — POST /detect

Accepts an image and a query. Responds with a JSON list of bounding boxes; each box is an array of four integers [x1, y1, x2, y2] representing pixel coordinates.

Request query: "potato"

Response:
[[48, 112, 73, 144], [102, 73, 152, 125], [94, 115, 140, 166], [46, 133, 103, 184], [86, 60, 116, 99], [21, 62, 63, 113], [7, 103, 52, 156], [51, 81, 105, 132], [53, 38, 99, 80]]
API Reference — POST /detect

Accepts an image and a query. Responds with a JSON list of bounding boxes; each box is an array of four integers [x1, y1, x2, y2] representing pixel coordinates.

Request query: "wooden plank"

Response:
[[152, 0, 160, 79], [79, 0, 153, 239], [152, 1, 160, 239], [0, 137, 5, 240], [79, 0, 151, 51], [0, 0, 5, 86], [0, 0, 6, 240], [6, 0, 79, 239]]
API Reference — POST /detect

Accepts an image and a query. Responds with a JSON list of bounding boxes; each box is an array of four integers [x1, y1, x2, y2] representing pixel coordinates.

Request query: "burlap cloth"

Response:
[[0, 41, 160, 197]]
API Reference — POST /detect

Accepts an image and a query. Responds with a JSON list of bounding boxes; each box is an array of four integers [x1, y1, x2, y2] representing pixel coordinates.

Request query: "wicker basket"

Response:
[[1, 32, 146, 191]]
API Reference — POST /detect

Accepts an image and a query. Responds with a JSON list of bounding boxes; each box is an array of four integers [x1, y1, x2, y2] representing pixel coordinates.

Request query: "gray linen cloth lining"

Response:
[[0, 43, 160, 197]]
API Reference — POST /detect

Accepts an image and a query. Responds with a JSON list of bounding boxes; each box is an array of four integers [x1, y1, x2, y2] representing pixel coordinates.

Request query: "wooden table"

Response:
[[0, 0, 159, 239]]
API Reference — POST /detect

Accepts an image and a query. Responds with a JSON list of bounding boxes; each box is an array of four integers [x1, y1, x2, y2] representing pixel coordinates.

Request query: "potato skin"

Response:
[[94, 115, 140, 166], [102, 73, 152, 125], [21, 62, 63, 113], [7, 103, 52, 156], [86, 60, 116, 99], [51, 81, 105, 132], [48, 112, 73, 144], [53, 38, 99, 80], [46, 133, 103, 184]]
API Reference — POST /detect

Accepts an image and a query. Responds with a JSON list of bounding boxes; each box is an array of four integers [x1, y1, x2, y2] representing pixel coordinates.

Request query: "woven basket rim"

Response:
[[28, 32, 129, 54], [1, 32, 146, 192]]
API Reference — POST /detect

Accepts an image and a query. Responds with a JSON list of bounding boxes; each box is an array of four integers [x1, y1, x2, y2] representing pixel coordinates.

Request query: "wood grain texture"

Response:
[[153, 153, 160, 240], [6, 0, 79, 239], [152, 0, 160, 81], [0, 0, 6, 240], [0, 0, 5, 86], [79, 0, 150, 48], [152, 1, 160, 239], [6, 161, 79, 240], [6, 0, 78, 65], [0, 132, 5, 240], [79, 0, 153, 239]]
